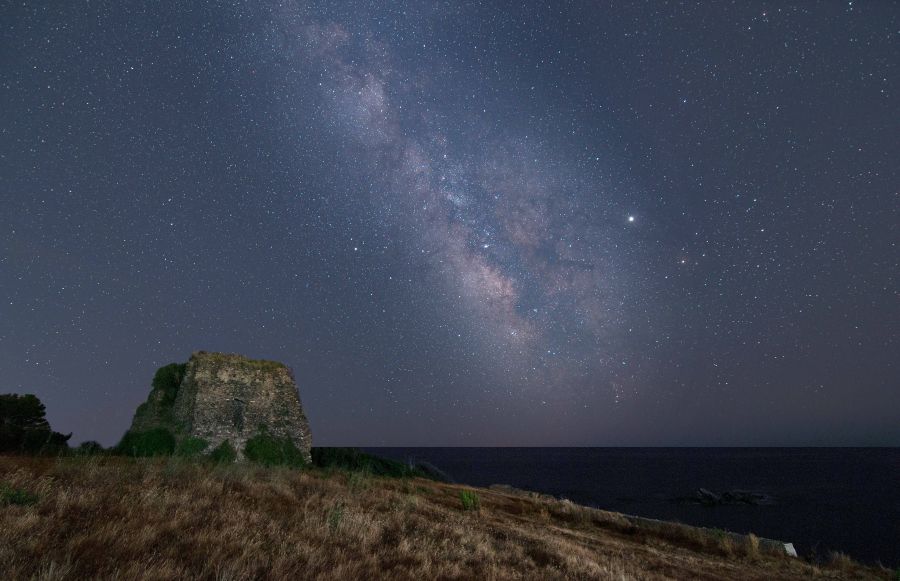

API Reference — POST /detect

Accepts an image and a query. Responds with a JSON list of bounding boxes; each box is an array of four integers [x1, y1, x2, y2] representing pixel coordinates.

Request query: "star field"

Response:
[[0, 1, 897, 446]]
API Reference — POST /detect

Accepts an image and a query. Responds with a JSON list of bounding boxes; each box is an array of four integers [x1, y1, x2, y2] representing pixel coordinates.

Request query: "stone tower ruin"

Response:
[[126, 351, 312, 462]]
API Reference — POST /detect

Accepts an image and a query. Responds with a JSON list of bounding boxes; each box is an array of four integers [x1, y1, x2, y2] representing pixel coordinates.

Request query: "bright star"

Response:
[[628, 215, 635, 223]]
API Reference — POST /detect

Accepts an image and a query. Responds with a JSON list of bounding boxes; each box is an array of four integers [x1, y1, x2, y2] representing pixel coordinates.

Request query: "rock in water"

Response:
[[127, 351, 312, 462], [696, 488, 721, 505], [690, 488, 775, 506]]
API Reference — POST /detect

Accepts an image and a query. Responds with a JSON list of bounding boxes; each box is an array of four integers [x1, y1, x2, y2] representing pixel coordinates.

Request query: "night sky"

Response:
[[1, 2, 897, 447]]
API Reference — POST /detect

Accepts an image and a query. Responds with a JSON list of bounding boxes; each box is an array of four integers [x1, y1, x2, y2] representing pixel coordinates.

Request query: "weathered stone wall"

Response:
[[173, 352, 312, 461], [129, 351, 312, 462]]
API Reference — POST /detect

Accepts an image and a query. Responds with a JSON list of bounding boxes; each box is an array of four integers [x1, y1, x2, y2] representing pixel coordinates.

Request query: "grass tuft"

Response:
[[327, 502, 344, 533], [744, 533, 760, 559], [827, 550, 854, 571], [460, 489, 480, 511], [0, 482, 38, 506]]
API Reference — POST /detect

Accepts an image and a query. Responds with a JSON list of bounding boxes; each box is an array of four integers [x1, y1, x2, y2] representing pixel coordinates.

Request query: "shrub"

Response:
[[116, 428, 176, 457], [348, 471, 369, 492], [209, 440, 237, 464], [23, 429, 71, 455], [74, 441, 105, 455], [716, 535, 736, 556], [311, 447, 438, 479], [244, 432, 306, 467], [175, 437, 209, 457], [460, 489, 480, 511], [327, 502, 344, 533], [0, 484, 37, 506]]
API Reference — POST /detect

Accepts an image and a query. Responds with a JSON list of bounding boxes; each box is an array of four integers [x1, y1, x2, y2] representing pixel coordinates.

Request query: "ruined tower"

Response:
[[126, 351, 312, 462]]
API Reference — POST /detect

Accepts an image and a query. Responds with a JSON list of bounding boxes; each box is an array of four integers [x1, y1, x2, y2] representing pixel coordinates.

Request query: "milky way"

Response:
[[272, 12, 632, 392], [1, 1, 896, 445]]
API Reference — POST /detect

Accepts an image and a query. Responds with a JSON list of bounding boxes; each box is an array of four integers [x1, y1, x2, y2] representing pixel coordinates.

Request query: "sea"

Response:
[[364, 447, 900, 567]]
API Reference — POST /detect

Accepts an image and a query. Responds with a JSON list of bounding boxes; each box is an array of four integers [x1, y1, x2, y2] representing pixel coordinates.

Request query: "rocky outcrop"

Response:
[[127, 351, 311, 462], [693, 488, 775, 506]]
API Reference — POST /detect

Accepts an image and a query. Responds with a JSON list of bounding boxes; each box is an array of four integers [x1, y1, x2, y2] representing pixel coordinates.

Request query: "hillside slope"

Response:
[[0, 456, 887, 580]]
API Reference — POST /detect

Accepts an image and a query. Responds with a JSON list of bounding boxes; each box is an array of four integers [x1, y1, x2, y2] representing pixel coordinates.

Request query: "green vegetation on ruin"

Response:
[[244, 429, 308, 467], [116, 427, 176, 457], [119, 362, 186, 457], [209, 440, 237, 464], [175, 436, 209, 457], [129, 362, 186, 438], [190, 351, 288, 372]]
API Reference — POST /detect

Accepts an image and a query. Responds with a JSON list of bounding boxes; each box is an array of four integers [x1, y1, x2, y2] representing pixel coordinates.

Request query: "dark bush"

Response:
[[209, 440, 237, 464], [244, 431, 306, 467], [175, 437, 209, 457], [75, 441, 106, 455], [116, 428, 176, 457], [311, 447, 438, 479]]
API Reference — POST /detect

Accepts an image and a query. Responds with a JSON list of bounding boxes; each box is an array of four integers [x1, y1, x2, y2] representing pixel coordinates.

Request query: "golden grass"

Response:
[[0, 456, 888, 580], [828, 551, 856, 572]]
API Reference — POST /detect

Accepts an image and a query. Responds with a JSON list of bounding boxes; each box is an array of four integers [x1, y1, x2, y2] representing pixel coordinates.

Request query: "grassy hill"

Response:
[[0, 455, 890, 580]]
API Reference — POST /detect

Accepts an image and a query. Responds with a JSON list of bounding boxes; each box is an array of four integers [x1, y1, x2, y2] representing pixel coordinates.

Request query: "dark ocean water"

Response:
[[364, 447, 900, 567]]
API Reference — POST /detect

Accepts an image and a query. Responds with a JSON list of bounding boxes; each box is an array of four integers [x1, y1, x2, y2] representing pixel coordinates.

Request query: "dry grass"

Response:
[[745, 533, 761, 558], [828, 551, 856, 572], [0, 456, 887, 580]]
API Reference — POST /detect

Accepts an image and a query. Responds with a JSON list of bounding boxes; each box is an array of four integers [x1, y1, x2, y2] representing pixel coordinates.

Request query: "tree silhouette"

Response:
[[0, 393, 71, 454]]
